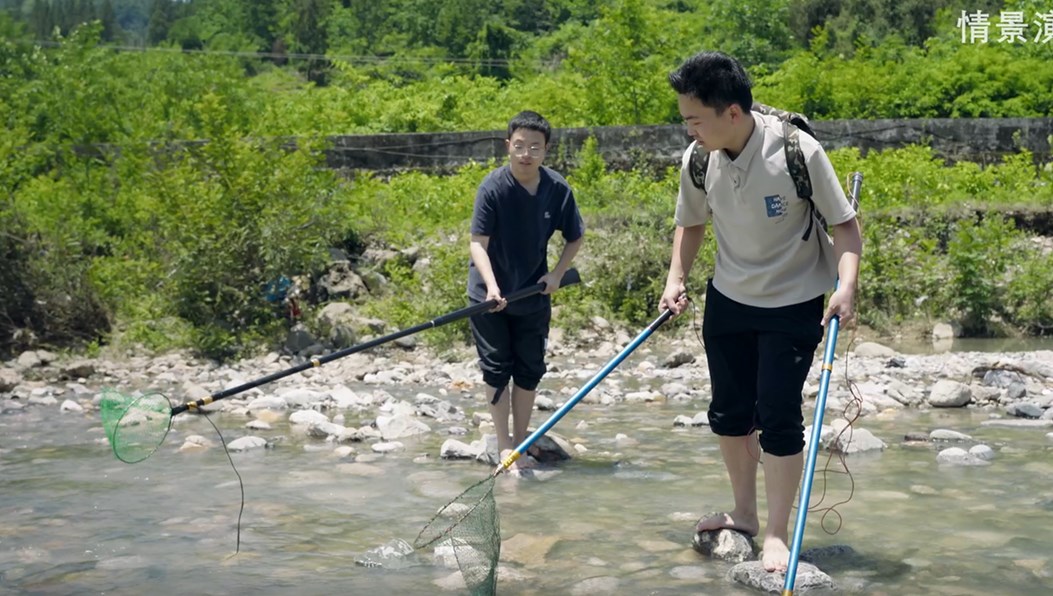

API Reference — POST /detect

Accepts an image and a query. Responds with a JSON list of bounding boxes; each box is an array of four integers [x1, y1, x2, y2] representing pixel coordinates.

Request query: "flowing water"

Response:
[[1, 345, 1052, 595]]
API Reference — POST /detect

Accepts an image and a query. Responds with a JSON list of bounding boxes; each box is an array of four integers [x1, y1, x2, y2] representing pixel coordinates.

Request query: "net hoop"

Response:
[[100, 390, 174, 464]]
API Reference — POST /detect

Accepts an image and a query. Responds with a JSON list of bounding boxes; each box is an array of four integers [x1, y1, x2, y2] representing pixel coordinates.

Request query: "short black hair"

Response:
[[507, 110, 551, 144], [668, 51, 753, 114]]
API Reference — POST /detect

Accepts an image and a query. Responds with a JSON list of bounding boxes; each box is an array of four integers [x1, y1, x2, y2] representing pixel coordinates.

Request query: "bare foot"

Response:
[[761, 536, 791, 572], [695, 511, 760, 537]]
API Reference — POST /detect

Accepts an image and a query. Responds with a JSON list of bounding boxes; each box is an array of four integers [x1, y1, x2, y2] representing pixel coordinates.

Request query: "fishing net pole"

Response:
[[99, 268, 582, 464], [414, 308, 674, 596], [783, 171, 863, 595]]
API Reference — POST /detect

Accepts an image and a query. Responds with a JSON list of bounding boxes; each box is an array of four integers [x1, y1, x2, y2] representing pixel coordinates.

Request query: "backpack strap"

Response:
[[688, 142, 709, 192], [781, 120, 823, 241]]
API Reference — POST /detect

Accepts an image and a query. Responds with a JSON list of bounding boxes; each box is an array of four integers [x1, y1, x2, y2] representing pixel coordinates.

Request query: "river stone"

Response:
[[227, 436, 267, 451], [1006, 402, 1043, 419], [0, 368, 21, 392], [692, 524, 757, 564], [929, 429, 972, 442], [936, 447, 990, 466], [969, 444, 996, 460], [927, 380, 972, 407], [727, 561, 834, 593]]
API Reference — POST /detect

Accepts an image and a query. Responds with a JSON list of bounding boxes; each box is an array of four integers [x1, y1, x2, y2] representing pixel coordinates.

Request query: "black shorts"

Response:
[[469, 302, 551, 392], [701, 280, 824, 457]]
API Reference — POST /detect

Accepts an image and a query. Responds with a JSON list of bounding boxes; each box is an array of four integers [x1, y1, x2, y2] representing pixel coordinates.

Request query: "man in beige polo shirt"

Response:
[[658, 51, 863, 573]]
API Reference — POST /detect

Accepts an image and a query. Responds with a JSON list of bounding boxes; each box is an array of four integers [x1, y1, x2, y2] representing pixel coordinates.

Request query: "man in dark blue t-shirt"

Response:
[[468, 110, 585, 474]]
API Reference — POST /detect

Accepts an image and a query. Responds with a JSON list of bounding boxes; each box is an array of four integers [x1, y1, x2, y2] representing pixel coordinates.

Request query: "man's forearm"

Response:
[[667, 225, 706, 285]]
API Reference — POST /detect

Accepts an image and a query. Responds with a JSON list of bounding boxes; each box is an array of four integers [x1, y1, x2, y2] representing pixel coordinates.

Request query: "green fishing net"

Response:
[[99, 389, 174, 464], [415, 477, 501, 596]]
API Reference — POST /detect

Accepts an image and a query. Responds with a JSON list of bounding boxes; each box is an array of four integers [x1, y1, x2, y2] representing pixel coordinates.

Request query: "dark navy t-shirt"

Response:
[[467, 165, 585, 315]]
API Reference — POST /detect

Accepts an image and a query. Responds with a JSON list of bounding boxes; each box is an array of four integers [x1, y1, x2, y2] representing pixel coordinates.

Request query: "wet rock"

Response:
[[306, 420, 348, 439], [927, 380, 972, 407], [968, 444, 996, 460], [727, 560, 835, 594], [0, 368, 21, 392], [884, 381, 926, 408], [279, 388, 330, 409], [829, 425, 887, 454], [1006, 402, 1043, 419], [929, 429, 972, 442], [372, 441, 404, 453], [289, 410, 329, 426], [60, 361, 96, 380], [662, 350, 696, 368], [376, 414, 430, 440], [982, 369, 1025, 389], [1018, 359, 1053, 379], [692, 524, 757, 564], [936, 447, 990, 466], [439, 439, 478, 460], [179, 435, 213, 453], [59, 399, 83, 413], [227, 436, 267, 451]]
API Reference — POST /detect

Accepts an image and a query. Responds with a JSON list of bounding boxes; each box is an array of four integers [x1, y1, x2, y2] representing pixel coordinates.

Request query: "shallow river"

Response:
[[1, 341, 1051, 595]]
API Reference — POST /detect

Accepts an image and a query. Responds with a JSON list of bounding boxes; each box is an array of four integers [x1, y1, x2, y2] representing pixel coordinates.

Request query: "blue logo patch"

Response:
[[764, 194, 787, 218]]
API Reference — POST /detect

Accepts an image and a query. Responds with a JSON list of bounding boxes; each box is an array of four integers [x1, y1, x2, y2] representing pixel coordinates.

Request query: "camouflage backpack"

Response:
[[688, 102, 827, 241]]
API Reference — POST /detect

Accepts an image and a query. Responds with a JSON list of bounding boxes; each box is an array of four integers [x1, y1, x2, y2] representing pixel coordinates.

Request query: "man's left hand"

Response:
[[823, 287, 855, 327]]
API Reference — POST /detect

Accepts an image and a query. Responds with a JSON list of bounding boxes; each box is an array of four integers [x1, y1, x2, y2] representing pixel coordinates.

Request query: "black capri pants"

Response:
[[701, 280, 824, 457], [469, 302, 551, 392]]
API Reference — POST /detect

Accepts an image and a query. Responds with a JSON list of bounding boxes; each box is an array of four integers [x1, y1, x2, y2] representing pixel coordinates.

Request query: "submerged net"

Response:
[[414, 477, 501, 596], [99, 390, 174, 464]]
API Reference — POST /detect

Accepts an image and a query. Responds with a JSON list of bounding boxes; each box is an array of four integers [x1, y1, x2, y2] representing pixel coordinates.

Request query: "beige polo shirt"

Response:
[[674, 111, 857, 308]]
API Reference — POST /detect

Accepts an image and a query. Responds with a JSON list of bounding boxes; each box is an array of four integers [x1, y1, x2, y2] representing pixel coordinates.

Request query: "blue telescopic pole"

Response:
[[783, 172, 862, 595], [496, 309, 674, 474]]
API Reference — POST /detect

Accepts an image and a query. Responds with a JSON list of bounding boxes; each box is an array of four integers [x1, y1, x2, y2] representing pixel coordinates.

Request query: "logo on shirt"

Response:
[[544, 211, 551, 219], [763, 194, 787, 219]]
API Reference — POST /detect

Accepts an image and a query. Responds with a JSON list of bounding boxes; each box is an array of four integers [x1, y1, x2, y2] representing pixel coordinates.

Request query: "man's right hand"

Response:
[[486, 285, 507, 312], [660, 281, 689, 316]]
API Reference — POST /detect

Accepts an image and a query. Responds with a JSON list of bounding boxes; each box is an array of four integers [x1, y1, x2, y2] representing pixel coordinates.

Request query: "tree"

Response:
[[99, 0, 120, 42], [147, 0, 177, 44]]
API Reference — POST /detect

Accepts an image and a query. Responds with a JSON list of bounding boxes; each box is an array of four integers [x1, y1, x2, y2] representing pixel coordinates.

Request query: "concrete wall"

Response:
[[320, 118, 1053, 173]]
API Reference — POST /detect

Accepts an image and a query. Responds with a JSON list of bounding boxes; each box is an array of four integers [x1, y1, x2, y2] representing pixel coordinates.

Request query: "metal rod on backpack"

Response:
[[171, 268, 582, 417], [494, 308, 674, 475], [783, 172, 862, 595]]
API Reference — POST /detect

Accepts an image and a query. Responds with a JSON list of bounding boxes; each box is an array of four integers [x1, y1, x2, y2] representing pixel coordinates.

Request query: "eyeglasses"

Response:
[[511, 144, 545, 157]]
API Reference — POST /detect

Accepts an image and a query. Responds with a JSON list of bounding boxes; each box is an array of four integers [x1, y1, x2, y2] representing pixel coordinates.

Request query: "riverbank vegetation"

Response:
[[1, 1, 1051, 359]]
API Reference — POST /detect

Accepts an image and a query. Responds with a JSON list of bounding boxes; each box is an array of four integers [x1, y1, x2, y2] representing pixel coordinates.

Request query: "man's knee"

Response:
[[707, 408, 755, 437], [481, 368, 512, 390], [758, 428, 805, 456], [511, 362, 544, 391]]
